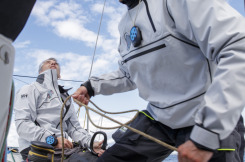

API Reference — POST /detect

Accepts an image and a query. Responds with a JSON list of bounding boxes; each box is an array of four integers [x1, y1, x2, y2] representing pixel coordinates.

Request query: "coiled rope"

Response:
[[60, 96, 177, 162]]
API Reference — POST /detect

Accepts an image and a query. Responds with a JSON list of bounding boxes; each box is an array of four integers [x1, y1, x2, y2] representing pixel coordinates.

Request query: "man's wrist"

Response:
[[81, 80, 94, 97]]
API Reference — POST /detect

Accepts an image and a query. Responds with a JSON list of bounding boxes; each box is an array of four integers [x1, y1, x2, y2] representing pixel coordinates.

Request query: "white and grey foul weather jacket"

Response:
[[87, 0, 245, 150], [14, 69, 91, 152]]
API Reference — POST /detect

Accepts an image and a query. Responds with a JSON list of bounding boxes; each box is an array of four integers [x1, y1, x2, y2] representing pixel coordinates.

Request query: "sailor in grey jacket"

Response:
[[14, 58, 102, 159], [73, 0, 245, 161]]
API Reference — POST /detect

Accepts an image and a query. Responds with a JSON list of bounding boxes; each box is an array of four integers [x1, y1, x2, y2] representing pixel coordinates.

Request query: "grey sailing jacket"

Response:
[[88, 0, 245, 150], [14, 69, 91, 152]]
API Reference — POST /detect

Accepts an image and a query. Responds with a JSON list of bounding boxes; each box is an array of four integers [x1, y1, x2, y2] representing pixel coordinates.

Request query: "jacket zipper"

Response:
[[51, 70, 60, 103], [50, 70, 69, 129], [143, 0, 156, 33], [123, 43, 166, 63]]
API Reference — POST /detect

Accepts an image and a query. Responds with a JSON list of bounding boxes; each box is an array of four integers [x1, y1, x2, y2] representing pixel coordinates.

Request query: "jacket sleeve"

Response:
[[89, 60, 137, 96], [167, 0, 245, 150], [66, 104, 91, 148], [14, 85, 54, 143]]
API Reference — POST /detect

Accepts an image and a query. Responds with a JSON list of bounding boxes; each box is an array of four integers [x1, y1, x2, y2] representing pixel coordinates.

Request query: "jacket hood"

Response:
[[36, 69, 59, 91]]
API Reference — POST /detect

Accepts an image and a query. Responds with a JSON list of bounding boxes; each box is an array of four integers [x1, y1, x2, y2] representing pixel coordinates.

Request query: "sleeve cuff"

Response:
[[81, 80, 94, 97], [190, 125, 220, 151], [79, 137, 91, 149]]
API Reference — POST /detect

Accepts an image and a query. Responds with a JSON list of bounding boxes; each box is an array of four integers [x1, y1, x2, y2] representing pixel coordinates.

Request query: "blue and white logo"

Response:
[[47, 90, 53, 99], [46, 136, 55, 145], [130, 27, 138, 41]]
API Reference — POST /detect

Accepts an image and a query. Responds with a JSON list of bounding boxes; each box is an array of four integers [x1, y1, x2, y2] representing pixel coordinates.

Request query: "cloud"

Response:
[[31, 0, 125, 52], [26, 48, 119, 85], [53, 19, 97, 43], [31, 1, 55, 25], [28, 1, 126, 84], [13, 68, 20, 73], [13, 40, 31, 49], [91, 2, 125, 39]]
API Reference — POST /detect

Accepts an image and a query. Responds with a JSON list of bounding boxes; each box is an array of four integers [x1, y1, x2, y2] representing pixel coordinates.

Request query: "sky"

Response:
[[7, 0, 245, 148]]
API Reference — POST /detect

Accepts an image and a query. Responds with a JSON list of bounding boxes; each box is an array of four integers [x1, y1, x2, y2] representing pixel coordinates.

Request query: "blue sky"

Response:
[[8, 0, 245, 147]]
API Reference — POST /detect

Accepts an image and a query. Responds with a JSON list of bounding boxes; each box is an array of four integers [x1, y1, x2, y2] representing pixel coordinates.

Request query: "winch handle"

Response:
[[90, 131, 107, 155]]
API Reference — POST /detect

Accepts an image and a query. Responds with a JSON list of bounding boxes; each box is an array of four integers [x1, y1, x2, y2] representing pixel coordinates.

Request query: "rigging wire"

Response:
[[60, 1, 108, 160], [13, 74, 84, 83], [88, 0, 107, 78], [85, 0, 107, 133], [13, 77, 29, 85]]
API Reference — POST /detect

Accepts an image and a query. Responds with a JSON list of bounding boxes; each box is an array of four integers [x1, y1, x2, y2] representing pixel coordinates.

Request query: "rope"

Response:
[[83, 113, 87, 129], [10, 151, 16, 162], [60, 96, 71, 162], [74, 98, 177, 151], [60, 95, 178, 161], [82, 101, 139, 130]]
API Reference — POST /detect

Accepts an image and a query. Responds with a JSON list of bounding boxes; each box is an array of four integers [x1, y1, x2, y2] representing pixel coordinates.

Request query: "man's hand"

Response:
[[93, 140, 105, 157], [72, 86, 90, 105], [55, 137, 73, 149], [178, 140, 213, 162]]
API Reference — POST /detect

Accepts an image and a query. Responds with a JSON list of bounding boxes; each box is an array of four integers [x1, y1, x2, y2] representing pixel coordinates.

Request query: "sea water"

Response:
[[164, 154, 178, 161]]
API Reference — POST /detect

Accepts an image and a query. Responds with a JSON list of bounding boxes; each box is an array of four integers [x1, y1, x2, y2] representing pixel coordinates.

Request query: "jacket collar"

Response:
[[36, 69, 72, 94], [36, 69, 58, 89]]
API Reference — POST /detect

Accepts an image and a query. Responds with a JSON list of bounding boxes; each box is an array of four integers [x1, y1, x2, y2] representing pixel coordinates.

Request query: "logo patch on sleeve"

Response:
[[21, 94, 28, 98], [47, 90, 54, 99]]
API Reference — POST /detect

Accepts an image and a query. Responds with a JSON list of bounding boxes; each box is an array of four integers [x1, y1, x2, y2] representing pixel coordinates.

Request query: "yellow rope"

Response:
[[76, 101, 87, 129], [77, 106, 82, 117], [60, 96, 70, 162], [31, 145, 55, 153], [83, 113, 87, 129], [60, 92, 240, 160], [73, 98, 177, 151], [28, 151, 48, 158]]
